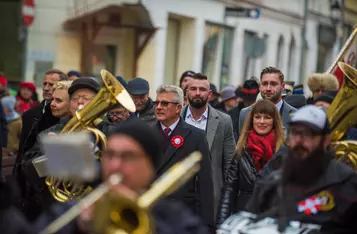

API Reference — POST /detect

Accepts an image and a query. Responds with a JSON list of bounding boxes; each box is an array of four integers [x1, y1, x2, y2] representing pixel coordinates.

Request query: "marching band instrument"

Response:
[[93, 151, 202, 234], [45, 69, 136, 203], [40, 151, 202, 234], [326, 62, 357, 171]]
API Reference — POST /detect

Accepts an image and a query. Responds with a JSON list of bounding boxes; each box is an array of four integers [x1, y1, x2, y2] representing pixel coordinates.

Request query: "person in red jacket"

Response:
[[15, 81, 39, 114]]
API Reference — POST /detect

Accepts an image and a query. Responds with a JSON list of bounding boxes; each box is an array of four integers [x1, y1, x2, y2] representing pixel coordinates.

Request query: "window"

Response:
[[287, 35, 296, 81], [276, 35, 284, 69], [202, 23, 233, 88]]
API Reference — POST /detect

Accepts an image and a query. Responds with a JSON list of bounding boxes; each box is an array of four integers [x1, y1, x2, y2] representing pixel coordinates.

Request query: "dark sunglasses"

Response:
[[153, 101, 179, 107]]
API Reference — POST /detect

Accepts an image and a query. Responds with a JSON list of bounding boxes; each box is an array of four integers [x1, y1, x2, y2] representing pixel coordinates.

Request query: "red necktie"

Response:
[[164, 128, 171, 139]]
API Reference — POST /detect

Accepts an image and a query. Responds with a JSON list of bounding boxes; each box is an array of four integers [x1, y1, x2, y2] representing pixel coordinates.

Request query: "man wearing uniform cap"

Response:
[[246, 105, 357, 233], [127, 77, 156, 125]]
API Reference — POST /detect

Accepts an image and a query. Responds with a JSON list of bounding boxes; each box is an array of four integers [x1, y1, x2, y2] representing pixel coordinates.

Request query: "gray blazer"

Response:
[[238, 100, 297, 136], [182, 105, 235, 213]]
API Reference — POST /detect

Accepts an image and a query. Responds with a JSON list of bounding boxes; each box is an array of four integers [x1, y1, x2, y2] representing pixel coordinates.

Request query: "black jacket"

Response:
[[217, 149, 257, 225], [155, 119, 215, 231], [247, 159, 357, 234], [0, 102, 8, 174], [35, 198, 210, 234], [228, 102, 244, 141]]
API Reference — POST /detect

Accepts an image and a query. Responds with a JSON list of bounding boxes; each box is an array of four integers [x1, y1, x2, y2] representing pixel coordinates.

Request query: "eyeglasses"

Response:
[[153, 101, 179, 107], [71, 95, 95, 101], [108, 110, 127, 117]]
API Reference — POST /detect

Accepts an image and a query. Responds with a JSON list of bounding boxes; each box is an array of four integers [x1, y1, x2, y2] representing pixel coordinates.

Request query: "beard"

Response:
[[262, 89, 282, 104], [188, 96, 208, 108], [282, 140, 330, 186]]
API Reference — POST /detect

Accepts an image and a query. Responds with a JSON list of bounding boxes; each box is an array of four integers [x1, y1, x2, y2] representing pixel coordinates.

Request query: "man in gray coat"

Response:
[[238, 66, 296, 136], [182, 73, 235, 216]]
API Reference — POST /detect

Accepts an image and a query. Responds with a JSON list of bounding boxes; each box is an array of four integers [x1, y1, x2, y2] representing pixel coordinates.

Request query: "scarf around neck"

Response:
[[246, 129, 277, 172]]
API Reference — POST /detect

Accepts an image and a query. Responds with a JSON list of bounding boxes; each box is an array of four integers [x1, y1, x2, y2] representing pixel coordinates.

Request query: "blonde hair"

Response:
[[236, 100, 284, 155], [52, 81, 73, 92]]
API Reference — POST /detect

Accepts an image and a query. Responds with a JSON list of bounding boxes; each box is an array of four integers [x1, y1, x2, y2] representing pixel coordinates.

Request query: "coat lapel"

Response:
[[206, 105, 219, 150], [157, 120, 191, 172]]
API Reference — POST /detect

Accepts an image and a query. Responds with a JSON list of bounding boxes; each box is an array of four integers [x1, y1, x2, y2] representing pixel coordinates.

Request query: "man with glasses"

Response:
[[106, 103, 131, 124], [244, 105, 357, 233], [127, 77, 156, 125], [154, 84, 215, 232]]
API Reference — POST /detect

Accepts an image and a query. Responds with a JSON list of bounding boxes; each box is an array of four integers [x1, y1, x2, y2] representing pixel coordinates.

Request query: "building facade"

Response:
[[24, 0, 356, 98]]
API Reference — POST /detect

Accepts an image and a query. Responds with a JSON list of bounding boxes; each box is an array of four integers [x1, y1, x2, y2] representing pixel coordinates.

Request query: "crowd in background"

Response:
[[1, 65, 357, 233]]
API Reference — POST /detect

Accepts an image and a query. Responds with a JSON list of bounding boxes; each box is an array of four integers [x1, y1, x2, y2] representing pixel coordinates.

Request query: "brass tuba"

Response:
[[45, 70, 136, 203], [39, 152, 202, 234], [327, 62, 357, 170]]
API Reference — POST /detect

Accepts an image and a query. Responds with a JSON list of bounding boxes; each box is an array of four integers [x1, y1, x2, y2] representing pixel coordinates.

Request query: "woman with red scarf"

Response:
[[217, 99, 284, 225], [16, 81, 40, 114]]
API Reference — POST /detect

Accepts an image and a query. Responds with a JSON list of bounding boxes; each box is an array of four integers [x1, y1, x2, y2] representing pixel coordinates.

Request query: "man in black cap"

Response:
[[127, 77, 156, 125], [35, 119, 209, 234], [20, 77, 105, 221], [179, 70, 195, 90], [228, 79, 259, 140], [245, 105, 357, 233]]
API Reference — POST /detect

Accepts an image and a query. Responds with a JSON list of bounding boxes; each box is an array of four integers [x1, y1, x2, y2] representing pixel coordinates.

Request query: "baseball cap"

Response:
[[127, 78, 149, 95], [290, 105, 330, 134], [68, 77, 101, 96]]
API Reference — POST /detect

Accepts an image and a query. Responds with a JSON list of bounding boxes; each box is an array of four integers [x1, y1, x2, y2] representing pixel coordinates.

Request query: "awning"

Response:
[[63, 3, 155, 31]]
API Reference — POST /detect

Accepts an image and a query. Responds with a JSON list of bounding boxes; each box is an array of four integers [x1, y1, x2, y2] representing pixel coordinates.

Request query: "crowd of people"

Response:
[[0, 65, 356, 234]]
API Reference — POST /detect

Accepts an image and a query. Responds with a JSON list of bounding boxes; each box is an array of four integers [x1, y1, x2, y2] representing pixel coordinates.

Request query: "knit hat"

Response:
[[0, 75, 7, 87], [68, 77, 101, 96], [108, 119, 162, 169], [67, 70, 81, 78], [1, 96, 20, 121], [20, 81, 37, 92], [313, 91, 338, 104], [179, 70, 195, 86]]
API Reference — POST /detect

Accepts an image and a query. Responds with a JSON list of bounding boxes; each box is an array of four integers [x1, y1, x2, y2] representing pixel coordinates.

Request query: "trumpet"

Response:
[[40, 151, 202, 234]]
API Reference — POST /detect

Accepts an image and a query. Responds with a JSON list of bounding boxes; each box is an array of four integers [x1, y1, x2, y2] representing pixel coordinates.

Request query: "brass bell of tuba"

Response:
[[46, 70, 136, 203], [327, 62, 357, 171]]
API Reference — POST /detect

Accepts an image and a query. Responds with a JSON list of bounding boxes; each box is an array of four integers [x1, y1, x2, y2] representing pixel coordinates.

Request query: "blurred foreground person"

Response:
[[246, 105, 357, 234], [35, 119, 209, 234], [0, 180, 34, 234]]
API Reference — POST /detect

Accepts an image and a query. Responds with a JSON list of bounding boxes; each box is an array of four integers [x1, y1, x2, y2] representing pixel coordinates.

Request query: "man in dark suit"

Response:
[[154, 84, 214, 231], [238, 66, 296, 136]]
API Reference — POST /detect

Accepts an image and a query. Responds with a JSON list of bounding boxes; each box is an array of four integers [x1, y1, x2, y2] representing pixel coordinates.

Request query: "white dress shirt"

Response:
[[160, 118, 180, 136], [276, 99, 283, 112], [185, 106, 208, 131]]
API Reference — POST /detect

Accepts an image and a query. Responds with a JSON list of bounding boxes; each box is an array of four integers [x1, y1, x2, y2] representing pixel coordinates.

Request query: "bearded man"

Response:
[[181, 73, 235, 218], [245, 105, 357, 234], [238, 66, 296, 136]]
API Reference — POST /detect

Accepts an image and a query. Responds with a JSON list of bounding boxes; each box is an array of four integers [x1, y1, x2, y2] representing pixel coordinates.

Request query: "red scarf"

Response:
[[246, 130, 277, 172]]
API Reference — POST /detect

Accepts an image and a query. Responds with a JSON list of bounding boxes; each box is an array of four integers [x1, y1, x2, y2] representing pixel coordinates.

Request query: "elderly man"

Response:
[[245, 105, 357, 233], [127, 77, 156, 125], [35, 119, 209, 234], [154, 84, 214, 231]]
